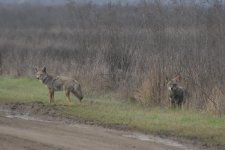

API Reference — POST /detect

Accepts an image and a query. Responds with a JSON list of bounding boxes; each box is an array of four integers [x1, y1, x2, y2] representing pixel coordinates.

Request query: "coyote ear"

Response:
[[176, 75, 182, 81], [165, 76, 168, 82], [42, 66, 46, 73], [174, 75, 181, 81]]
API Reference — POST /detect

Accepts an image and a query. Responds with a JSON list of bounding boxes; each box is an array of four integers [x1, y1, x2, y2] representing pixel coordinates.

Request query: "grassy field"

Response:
[[0, 76, 225, 148]]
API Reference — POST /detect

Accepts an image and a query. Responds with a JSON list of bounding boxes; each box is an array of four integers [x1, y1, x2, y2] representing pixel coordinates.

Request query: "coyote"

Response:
[[34, 67, 83, 104], [166, 75, 187, 108]]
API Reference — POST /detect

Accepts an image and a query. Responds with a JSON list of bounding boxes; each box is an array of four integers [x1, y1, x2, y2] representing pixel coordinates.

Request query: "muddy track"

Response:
[[0, 116, 194, 150], [0, 102, 220, 150]]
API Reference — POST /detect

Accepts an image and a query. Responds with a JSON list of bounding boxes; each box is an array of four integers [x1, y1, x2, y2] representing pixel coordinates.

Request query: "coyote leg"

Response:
[[49, 90, 54, 103], [178, 103, 182, 109], [65, 90, 72, 104], [51, 91, 54, 103]]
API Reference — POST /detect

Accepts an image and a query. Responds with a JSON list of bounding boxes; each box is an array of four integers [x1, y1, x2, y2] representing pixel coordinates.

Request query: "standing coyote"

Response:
[[166, 75, 187, 108], [34, 67, 83, 104]]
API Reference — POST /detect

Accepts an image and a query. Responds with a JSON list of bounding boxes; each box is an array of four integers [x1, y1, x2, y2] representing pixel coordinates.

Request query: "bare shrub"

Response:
[[207, 87, 225, 116], [134, 78, 154, 105], [134, 69, 167, 106]]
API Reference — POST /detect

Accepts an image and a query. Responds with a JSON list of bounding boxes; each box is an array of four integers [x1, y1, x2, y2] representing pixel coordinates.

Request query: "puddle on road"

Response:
[[123, 133, 193, 150], [0, 108, 89, 129], [68, 124, 89, 128]]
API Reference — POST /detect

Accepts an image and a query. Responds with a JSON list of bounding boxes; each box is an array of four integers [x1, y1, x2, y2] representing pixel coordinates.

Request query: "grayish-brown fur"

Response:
[[34, 67, 83, 104]]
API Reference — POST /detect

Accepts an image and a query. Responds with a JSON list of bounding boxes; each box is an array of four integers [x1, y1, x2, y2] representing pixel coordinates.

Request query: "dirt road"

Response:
[[0, 115, 194, 150]]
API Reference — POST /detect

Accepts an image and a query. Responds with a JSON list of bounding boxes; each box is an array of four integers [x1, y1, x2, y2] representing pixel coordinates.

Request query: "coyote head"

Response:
[[34, 66, 48, 82], [73, 83, 83, 101], [166, 75, 181, 91]]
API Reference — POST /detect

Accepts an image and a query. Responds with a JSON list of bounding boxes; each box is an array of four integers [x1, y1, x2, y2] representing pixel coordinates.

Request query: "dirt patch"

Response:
[[0, 101, 135, 130], [0, 101, 62, 118], [0, 116, 189, 150]]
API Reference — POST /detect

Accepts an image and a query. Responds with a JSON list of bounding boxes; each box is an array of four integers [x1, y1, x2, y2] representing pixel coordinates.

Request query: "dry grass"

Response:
[[207, 87, 225, 116]]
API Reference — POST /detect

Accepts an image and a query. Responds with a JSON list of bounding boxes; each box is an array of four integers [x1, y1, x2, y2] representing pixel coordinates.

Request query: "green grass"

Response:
[[0, 76, 68, 104], [0, 76, 225, 147]]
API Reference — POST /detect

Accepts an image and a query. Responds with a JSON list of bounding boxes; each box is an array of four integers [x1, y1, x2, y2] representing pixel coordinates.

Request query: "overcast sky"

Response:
[[0, 0, 223, 6], [0, 0, 137, 5]]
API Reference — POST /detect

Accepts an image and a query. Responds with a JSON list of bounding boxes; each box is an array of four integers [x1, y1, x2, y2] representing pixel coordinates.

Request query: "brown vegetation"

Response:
[[0, 0, 225, 114]]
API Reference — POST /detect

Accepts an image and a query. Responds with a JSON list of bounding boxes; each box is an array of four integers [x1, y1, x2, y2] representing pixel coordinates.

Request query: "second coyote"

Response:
[[166, 75, 187, 108], [35, 67, 83, 104]]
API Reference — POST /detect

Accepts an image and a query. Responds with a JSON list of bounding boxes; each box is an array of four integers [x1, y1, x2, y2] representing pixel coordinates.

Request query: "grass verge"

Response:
[[0, 76, 225, 148]]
